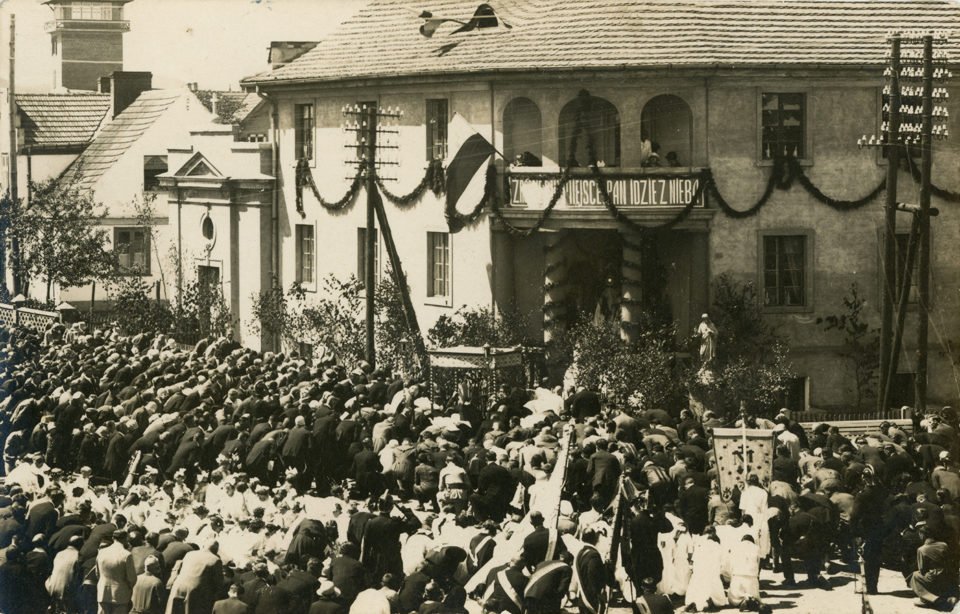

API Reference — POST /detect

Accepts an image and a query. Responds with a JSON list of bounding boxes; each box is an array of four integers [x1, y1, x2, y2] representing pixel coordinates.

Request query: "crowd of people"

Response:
[[0, 320, 957, 614]]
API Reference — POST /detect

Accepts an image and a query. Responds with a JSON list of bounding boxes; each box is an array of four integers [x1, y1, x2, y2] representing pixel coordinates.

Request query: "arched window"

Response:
[[503, 97, 542, 166], [640, 94, 692, 168], [558, 96, 620, 167]]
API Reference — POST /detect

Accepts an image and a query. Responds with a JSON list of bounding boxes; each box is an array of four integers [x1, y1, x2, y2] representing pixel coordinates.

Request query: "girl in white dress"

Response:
[[684, 528, 729, 612]]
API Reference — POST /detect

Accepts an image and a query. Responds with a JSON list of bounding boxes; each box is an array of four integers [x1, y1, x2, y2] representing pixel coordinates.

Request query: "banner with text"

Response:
[[712, 428, 776, 501], [508, 174, 704, 209]]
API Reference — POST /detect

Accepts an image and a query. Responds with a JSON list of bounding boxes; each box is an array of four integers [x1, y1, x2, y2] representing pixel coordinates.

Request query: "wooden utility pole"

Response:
[[363, 105, 377, 368], [6, 15, 18, 297], [878, 34, 900, 411], [915, 34, 934, 412]]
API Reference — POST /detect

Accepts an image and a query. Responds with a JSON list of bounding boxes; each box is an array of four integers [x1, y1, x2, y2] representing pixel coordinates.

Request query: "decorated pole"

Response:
[[878, 33, 901, 411], [363, 105, 378, 368], [915, 34, 934, 412]]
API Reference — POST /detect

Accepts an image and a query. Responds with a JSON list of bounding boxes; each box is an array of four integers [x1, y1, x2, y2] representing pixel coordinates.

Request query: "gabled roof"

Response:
[[61, 90, 182, 190], [14, 93, 110, 151], [194, 90, 261, 125], [242, 0, 960, 86]]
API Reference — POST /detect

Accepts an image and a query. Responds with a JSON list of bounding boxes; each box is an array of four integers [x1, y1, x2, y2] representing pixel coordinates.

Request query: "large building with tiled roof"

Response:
[[234, 0, 960, 409]]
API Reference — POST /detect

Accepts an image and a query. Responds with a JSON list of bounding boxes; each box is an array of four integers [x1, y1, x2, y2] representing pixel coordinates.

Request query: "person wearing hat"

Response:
[[359, 496, 422, 583], [931, 451, 960, 502]]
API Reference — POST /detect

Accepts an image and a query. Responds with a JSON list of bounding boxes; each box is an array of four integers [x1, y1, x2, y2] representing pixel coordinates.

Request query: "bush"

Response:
[[106, 275, 174, 336], [551, 319, 684, 411], [427, 305, 533, 349], [687, 274, 795, 416]]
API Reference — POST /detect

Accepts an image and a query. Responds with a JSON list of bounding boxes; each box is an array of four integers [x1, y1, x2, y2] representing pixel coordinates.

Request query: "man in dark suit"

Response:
[[213, 583, 250, 614], [281, 416, 313, 488], [677, 476, 710, 535], [523, 558, 572, 614], [276, 557, 321, 614], [565, 386, 601, 421], [627, 501, 674, 587], [359, 497, 421, 582], [521, 512, 567, 570], [481, 557, 528, 614], [587, 439, 620, 506], [573, 528, 607, 614], [329, 543, 365, 605], [470, 452, 516, 522]]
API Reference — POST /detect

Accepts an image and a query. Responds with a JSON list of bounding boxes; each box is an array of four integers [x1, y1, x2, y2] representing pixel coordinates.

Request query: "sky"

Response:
[[0, 0, 369, 92]]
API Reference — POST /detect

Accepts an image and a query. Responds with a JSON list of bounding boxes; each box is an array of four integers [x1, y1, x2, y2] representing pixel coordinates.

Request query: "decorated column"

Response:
[[620, 229, 644, 343], [543, 231, 568, 349]]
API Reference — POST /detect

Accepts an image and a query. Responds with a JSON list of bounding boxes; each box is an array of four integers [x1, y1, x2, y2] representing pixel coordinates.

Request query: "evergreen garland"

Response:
[[905, 153, 960, 202], [295, 158, 364, 216], [376, 160, 445, 209]]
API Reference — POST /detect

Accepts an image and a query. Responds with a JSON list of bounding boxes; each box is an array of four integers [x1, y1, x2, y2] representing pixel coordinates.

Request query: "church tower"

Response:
[[44, 0, 133, 91]]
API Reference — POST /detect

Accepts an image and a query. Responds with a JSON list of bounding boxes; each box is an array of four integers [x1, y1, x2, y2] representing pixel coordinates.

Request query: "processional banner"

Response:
[[712, 428, 776, 501]]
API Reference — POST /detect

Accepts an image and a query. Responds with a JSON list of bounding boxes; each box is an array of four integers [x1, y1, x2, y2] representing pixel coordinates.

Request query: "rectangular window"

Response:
[[294, 103, 314, 161], [427, 231, 451, 300], [114, 227, 150, 275], [426, 99, 449, 161], [357, 227, 379, 290], [763, 235, 806, 307], [295, 224, 315, 284], [143, 155, 168, 191], [761, 93, 805, 160], [894, 232, 919, 304]]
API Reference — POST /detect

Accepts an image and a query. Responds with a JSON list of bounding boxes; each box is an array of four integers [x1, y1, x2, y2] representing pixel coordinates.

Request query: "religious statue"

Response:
[[697, 313, 718, 364]]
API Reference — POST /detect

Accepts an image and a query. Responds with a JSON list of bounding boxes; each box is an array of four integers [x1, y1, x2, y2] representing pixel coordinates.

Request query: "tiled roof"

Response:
[[14, 93, 110, 150], [243, 0, 960, 86], [194, 90, 259, 124], [61, 90, 181, 190]]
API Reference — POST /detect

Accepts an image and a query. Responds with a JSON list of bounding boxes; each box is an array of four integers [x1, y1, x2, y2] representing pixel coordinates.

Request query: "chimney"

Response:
[[109, 71, 152, 118], [188, 82, 198, 92], [98, 77, 111, 94], [211, 92, 219, 117]]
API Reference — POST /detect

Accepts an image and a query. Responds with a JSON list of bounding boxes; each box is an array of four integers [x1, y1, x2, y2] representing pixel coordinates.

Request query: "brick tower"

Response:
[[44, 0, 133, 91]]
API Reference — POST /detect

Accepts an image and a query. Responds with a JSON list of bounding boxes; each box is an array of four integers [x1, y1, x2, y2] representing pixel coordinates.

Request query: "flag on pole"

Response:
[[445, 112, 496, 229]]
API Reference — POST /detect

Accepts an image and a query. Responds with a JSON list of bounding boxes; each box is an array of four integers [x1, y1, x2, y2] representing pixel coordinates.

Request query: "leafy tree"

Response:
[[105, 274, 174, 336], [688, 274, 795, 416], [817, 283, 879, 411], [6, 178, 116, 302], [551, 319, 683, 410]]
